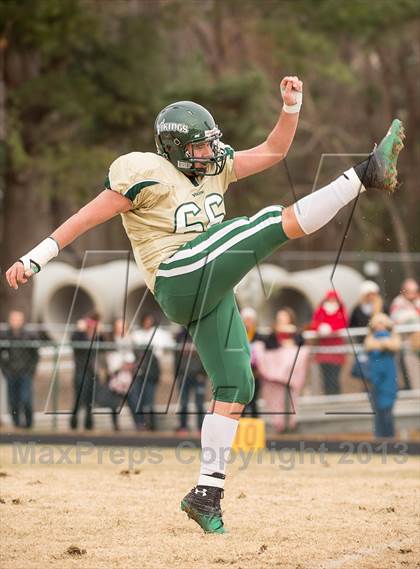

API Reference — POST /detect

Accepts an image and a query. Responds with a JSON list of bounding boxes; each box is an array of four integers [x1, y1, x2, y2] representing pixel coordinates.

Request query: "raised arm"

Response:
[[6, 189, 131, 290], [233, 76, 303, 181]]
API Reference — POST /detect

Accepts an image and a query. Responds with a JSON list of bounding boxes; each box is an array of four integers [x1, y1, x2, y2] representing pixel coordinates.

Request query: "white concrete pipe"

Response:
[[32, 262, 106, 340], [235, 263, 364, 325], [33, 260, 169, 336], [82, 259, 168, 324], [32, 262, 74, 322], [33, 261, 364, 334], [126, 283, 170, 326], [80, 259, 138, 323], [235, 264, 313, 325], [288, 264, 364, 312]]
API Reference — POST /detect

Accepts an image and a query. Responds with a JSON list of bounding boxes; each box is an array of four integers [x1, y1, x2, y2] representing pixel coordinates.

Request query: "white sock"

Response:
[[198, 413, 239, 489], [293, 167, 365, 235]]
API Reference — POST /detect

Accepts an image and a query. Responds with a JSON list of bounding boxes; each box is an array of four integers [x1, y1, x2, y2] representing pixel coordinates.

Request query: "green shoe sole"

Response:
[[180, 499, 227, 534], [374, 118, 405, 193]]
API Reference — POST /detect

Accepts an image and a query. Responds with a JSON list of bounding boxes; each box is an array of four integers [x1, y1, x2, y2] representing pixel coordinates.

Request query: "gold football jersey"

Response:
[[105, 144, 236, 292]]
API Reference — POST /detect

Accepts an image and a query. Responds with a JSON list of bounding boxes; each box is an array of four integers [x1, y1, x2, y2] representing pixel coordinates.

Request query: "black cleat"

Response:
[[181, 486, 226, 534]]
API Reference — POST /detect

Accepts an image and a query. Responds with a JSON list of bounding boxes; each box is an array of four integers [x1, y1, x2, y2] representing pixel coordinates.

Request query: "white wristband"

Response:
[[281, 87, 302, 114], [20, 237, 60, 273], [282, 102, 301, 114]]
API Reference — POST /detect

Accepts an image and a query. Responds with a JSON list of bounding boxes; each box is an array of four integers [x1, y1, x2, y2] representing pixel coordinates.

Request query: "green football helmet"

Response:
[[154, 101, 227, 176]]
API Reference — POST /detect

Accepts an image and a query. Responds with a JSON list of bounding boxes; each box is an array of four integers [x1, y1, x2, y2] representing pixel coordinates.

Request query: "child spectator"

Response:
[[104, 318, 136, 431], [365, 313, 401, 438], [253, 308, 309, 433]]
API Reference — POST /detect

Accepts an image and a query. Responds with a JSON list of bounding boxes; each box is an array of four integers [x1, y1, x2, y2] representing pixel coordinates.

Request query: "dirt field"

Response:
[[0, 444, 419, 569]]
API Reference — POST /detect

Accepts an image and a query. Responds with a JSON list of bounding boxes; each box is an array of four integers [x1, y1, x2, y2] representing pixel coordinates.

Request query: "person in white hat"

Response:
[[349, 280, 385, 382], [350, 280, 384, 330]]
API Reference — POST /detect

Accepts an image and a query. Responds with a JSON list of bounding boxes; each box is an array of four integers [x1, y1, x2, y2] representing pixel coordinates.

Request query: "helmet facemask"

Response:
[[182, 130, 227, 176]]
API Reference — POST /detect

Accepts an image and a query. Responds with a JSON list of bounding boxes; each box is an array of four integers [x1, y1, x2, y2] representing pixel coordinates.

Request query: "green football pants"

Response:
[[154, 205, 289, 404]]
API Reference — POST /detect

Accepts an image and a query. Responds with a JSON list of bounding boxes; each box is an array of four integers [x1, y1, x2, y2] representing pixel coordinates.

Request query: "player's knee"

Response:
[[237, 373, 255, 405], [212, 370, 255, 405], [282, 204, 306, 240]]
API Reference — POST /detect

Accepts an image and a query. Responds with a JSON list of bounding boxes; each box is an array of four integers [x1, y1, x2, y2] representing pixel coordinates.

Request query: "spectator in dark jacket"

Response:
[[365, 313, 401, 438], [0, 310, 39, 428], [132, 314, 163, 431], [70, 312, 105, 430], [349, 281, 385, 381], [241, 307, 266, 418], [350, 281, 384, 329], [174, 328, 207, 433]]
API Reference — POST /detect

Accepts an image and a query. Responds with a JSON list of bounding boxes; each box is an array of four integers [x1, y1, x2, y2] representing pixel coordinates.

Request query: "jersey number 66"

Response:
[[174, 193, 224, 233]]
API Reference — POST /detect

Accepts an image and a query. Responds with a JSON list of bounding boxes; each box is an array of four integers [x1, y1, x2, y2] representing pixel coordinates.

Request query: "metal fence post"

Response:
[[51, 343, 60, 431]]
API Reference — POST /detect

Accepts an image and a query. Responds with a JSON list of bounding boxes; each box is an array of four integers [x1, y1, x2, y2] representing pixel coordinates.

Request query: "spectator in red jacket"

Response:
[[310, 290, 348, 395]]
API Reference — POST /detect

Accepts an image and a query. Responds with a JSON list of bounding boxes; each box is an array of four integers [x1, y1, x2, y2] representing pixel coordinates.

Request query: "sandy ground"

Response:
[[0, 444, 419, 569]]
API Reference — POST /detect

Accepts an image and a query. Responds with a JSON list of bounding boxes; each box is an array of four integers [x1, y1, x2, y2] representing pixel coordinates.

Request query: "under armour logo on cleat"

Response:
[[195, 488, 207, 496]]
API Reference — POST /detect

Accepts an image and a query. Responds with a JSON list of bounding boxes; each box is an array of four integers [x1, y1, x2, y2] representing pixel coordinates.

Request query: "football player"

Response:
[[6, 75, 405, 534]]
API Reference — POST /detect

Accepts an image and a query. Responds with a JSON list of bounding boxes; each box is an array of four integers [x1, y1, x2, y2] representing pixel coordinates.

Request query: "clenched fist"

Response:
[[280, 75, 303, 107]]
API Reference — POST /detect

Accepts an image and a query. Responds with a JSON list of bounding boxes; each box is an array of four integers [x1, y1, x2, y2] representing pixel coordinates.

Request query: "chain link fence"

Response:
[[1, 323, 418, 433]]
